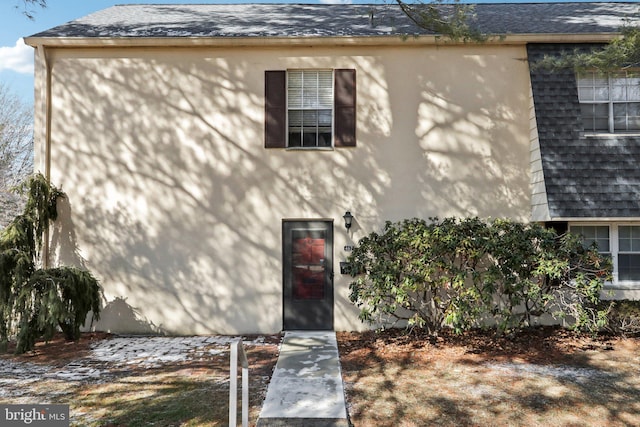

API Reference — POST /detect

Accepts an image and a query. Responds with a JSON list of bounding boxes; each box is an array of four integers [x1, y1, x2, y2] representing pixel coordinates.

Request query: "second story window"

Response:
[[577, 70, 640, 133], [287, 70, 334, 148], [265, 68, 356, 149]]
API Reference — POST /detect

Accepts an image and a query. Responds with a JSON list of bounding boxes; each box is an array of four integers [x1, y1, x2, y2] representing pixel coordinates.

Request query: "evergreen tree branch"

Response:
[[537, 27, 640, 72], [394, 0, 488, 42]]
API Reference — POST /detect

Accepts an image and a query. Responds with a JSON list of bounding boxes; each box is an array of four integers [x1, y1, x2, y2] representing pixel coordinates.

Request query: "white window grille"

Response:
[[577, 71, 640, 133], [287, 70, 334, 148]]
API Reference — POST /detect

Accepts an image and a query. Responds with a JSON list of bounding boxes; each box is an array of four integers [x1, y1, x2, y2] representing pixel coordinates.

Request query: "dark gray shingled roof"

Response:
[[528, 44, 640, 219], [27, 2, 640, 39]]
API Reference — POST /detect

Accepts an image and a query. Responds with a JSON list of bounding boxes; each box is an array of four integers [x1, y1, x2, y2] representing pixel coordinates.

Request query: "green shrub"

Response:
[[0, 174, 101, 353], [13, 267, 101, 354], [601, 300, 640, 337], [347, 217, 611, 335]]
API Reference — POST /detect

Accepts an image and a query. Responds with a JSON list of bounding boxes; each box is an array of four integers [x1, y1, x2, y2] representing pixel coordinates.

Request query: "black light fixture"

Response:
[[343, 211, 354, 230]]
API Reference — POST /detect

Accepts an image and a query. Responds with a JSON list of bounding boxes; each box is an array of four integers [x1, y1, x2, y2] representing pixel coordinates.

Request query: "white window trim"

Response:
[[577, 70, 640, 134], [285, 69, 335, 150], [570, 222, 640, 290]]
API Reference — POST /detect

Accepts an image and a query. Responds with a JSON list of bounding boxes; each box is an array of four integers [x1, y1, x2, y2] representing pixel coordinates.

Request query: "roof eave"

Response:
[[23, 32, 621, 48], [549, 217, 640, 223]]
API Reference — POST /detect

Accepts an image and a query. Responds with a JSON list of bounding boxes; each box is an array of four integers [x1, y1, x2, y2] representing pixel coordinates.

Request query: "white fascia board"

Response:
[[553, 218, 640, 223]]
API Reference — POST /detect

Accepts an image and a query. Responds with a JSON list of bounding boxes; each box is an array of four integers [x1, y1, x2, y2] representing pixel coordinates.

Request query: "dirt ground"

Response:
[[2, 332, 113, 366], [338, 327, 640, 426], [1, 327, 639, 426]]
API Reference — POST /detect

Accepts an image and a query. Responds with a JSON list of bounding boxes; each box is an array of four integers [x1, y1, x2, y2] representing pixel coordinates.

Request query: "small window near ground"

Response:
[[618, 225, 640, 281], [577, 71, 640, 133], [570, 225, 610, 253], [569, 223, 640, 288]]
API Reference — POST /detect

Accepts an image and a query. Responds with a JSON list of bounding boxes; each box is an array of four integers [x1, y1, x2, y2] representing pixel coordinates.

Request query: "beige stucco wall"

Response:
[[34, 43, 533, 334]]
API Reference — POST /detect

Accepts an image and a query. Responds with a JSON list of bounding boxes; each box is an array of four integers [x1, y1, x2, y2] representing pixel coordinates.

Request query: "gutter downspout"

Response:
[[36, 44, 52, 269]]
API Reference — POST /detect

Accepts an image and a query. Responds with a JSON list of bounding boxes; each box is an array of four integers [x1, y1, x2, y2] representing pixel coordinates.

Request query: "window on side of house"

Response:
[[571, 224, 611, 254], [577, 70, 640, 133], [570, 223, 640, 288], [287, 70, 333, 148], [618, 225, 640, 281]]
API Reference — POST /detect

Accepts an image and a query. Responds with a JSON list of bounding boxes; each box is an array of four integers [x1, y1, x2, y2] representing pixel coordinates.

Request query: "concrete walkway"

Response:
[[257, 331, 349, 427]]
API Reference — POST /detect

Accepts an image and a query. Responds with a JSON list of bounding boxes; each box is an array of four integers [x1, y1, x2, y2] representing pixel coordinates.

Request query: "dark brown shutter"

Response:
[[334, 69, 356, 147], [265, 70, 286, 148]]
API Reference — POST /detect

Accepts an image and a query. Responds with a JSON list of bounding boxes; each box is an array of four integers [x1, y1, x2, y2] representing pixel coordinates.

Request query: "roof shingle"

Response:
[[27, 2, 640, 39], [528, 43, 640, 219]]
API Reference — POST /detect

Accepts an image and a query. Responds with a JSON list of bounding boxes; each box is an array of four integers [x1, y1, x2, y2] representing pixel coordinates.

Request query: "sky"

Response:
[[0, 0, 631, 107]]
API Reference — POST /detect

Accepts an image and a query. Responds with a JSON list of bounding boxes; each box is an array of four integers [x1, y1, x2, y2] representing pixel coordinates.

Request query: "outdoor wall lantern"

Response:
[[343, 211, 354, 230]]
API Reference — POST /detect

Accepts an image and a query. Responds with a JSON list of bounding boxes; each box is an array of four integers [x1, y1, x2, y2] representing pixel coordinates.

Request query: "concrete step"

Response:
[[257, 417, 349, 427], [257, 331, 349, 427]]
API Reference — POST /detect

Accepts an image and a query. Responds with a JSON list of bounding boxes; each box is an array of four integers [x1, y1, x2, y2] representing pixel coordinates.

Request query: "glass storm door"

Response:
[[283, 221, 334, 330]]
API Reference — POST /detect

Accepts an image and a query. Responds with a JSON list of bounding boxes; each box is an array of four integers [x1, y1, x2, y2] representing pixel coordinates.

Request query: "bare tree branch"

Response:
[[0, 83, 33, 227], [18, 0, 46, 19]]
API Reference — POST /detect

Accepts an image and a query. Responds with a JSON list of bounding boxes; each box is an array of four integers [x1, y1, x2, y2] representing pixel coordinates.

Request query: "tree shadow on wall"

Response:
[[50, 195, 87, 269], [96, 296, 165, 335], [51, 196, 164, 335]]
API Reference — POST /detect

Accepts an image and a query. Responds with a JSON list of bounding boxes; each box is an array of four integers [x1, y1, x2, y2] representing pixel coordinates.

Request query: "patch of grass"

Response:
[[2, 365, 272, 426], [72, 372, 223, 426], [0, 335, 280, 426]]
